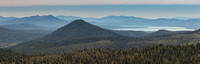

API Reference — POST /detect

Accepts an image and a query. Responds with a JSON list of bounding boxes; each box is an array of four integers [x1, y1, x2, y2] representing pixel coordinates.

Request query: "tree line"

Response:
[[0, 43, 199, 64]]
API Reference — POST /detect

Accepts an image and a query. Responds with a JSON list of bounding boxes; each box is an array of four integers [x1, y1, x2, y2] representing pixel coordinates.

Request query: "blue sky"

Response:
[[1, 5, 200, 19]]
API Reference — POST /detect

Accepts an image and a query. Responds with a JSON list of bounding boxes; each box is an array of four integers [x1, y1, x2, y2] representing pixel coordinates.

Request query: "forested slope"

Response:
[[128, 30, 200, 45], [0, 27, 51, 47], [1, 43, 200, 64]]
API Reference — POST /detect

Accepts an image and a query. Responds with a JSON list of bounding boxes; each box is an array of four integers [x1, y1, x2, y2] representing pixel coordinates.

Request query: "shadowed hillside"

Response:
[[0, 27, 52, 47], [11, 19, 122, 54]]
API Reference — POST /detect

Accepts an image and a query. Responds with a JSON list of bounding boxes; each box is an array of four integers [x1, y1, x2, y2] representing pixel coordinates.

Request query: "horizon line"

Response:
[[1, 15, 200, 20], [1, 4, 200, 7]]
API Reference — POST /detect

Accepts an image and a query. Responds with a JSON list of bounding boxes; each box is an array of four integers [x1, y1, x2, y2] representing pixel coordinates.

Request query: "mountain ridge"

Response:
[[11, 19, 122, 54], [0, 23, 55, 30], [10, 20, 200, 54], [46, 19, 121, 40], [56, 15, 200, 30], [0, 15, 69, 27]]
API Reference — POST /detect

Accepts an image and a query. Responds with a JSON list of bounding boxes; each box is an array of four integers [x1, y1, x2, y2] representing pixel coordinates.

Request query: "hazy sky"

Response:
[[0, 0, 200, 18], [0, 0, 200, 6]]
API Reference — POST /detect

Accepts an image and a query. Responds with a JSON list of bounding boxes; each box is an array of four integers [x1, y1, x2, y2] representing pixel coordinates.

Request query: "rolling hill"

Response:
[[11, 19, 200, 55], [12, 28, 200, 54], [0, 27, 52, 47], [127, 29, 200, 46], [113, 30, 150, 37], [46, 19, 121, 40], [149, 29, 189, 36], [11, 19, 123, 54], [0, 23, 55, 30], [113, 30, 190, 37]]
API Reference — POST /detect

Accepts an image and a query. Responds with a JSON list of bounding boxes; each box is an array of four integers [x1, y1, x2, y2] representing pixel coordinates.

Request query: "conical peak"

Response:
[[157, 29, 169, 32], [67, 19, 90, 26], [72, 19, 87, 23]]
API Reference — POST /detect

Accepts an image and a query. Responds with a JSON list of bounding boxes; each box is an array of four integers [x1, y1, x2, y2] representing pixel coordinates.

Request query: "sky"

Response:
[[1, 0, 200, 6], [0, 0, 200, 18]]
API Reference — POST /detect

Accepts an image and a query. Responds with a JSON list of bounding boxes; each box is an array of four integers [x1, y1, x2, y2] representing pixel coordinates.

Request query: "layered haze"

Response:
[[0, 1, 200, 31], [0, 5, 200, 19]]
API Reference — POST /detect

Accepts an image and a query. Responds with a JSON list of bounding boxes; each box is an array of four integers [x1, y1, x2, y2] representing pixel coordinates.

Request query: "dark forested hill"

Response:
[[0, 27, 52, 47], [11, 19, 123, 54], [46, 19, 121, 40], [0, 48, 23, 63]]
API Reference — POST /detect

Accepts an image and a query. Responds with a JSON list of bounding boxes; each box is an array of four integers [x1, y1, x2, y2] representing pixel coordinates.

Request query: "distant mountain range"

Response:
[[0, 15, 70, 28], [0, 16, 17, 22], [56, 15, 200, 30], [0, 17, 192, 49], [10, 19, 199, 55], [56, 15, 82, 21], [0, 15, 198, 31], [0, 15, 199, 55], [172, 17, 200, 20]]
